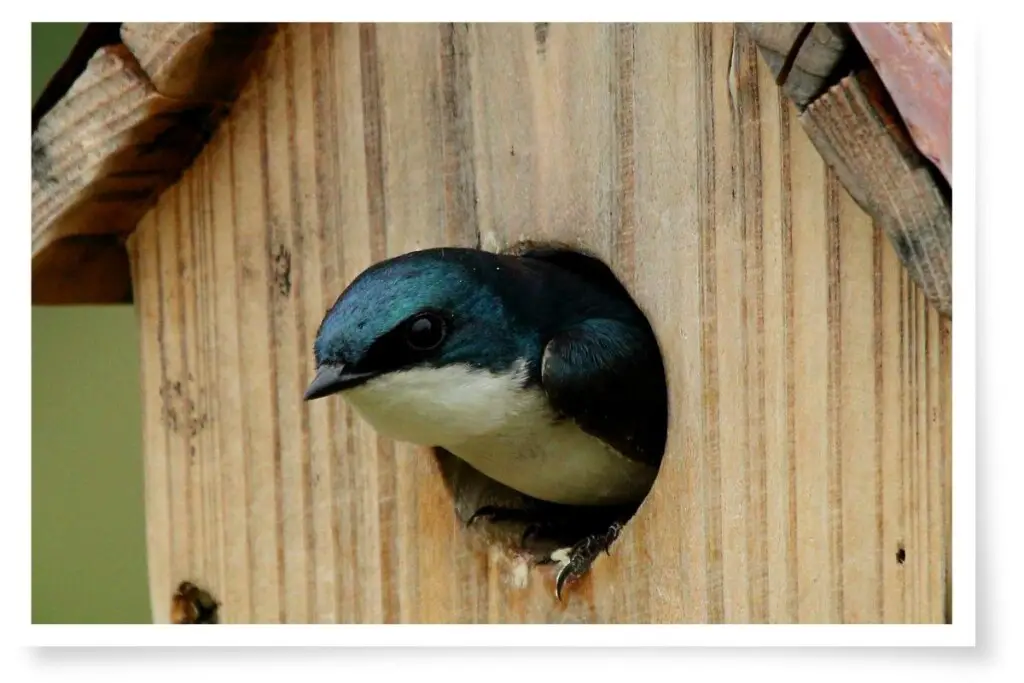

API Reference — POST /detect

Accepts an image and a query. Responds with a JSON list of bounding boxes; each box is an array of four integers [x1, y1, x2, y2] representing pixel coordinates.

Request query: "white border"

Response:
[[28, 623, 969, 647], [13, 0, 990, 669]]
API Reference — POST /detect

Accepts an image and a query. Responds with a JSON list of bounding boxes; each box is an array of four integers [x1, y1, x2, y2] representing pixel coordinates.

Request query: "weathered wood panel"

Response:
[[128, 22, 951, 624], [31, 23, 274, 305]]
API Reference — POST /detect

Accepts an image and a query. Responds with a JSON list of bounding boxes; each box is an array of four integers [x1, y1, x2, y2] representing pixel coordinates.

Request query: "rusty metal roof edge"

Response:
[[848, 22, 952, 186]]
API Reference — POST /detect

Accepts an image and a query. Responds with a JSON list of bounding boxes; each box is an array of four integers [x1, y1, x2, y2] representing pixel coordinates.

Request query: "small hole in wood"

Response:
[[896, 546, 906, 565], [170, 580, 220, 624]]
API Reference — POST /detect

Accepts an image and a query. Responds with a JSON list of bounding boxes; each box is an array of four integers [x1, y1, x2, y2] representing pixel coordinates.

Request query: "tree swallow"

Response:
[[304, 243, 668, 599]]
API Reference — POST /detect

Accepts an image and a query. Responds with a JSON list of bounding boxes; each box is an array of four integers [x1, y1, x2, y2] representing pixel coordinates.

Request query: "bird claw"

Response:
[[551, 521, 624, 601], [469, 505, 629, 600]]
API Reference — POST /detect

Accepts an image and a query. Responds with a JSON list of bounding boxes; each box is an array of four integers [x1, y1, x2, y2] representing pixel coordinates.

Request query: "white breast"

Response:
[[341, 360, 658, 506]]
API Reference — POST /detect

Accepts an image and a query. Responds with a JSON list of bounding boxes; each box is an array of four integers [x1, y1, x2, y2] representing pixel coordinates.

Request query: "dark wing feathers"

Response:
[[541, 318, 668, 468], [514, 243, 669, 468]]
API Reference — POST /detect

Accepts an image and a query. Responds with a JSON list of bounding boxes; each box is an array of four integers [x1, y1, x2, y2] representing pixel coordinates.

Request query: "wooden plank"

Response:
[[849, 22, 952, 184], [372, 23, 486, 623], [31, 26, 272, 305], [121, 23, 274, 102], [133, 23, 951, 624], [31, 45, 191, 304], [799, 69, 951, 318], [739, 23, 952, 319], [467, 22, 642, 622], [738, 23, 853, 109], [31, 23, 122, 132]]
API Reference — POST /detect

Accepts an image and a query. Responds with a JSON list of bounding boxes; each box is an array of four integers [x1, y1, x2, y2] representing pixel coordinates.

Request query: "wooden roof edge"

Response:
[[848, 22, 952, 186], [31, 23, 124, 134], [31, 22, 277, 306], [32, 22, 952, 318], [740, 22, 952, 318]]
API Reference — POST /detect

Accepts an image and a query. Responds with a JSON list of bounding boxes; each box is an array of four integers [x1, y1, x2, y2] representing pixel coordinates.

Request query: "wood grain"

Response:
[[32, 44, 188, 304], [738, 23, 952, 320], [848, 22, 952, 185], [121, 23, 273, 102], [738, 23, 854, 109], [129, 23, 952, 624], [31, 25, 271, 305], [800, 69, 952, 318]]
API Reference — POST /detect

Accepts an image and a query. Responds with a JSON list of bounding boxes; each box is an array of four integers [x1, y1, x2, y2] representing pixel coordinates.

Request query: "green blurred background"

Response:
[[32, 23, 150, 623]]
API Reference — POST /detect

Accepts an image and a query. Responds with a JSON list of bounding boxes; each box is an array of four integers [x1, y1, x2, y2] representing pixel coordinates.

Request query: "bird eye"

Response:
[[405, 312, 446, 351]]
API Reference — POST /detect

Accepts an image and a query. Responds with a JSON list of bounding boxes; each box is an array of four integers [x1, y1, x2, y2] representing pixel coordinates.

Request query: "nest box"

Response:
[[31, 23, 952, 624]]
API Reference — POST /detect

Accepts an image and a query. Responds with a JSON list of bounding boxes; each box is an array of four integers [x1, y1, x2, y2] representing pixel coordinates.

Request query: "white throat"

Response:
[[340, 360, 657, 506], [343, 360, 535, 446]]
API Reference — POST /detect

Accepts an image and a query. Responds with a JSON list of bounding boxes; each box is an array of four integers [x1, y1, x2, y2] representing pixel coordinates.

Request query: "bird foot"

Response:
[[468, 504, 630, 600], [547, 521, 624, 601]]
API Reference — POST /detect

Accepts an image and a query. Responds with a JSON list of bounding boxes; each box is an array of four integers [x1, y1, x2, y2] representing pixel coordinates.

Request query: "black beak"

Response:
[[303, 364, 376, 401]]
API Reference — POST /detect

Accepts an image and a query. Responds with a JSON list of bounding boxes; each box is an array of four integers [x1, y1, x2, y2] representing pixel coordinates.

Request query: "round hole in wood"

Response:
[[428, 240, 670, 588]]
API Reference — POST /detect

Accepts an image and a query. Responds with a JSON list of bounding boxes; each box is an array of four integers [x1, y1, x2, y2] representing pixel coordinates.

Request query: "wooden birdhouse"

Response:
[[32, 22, 953, 624]]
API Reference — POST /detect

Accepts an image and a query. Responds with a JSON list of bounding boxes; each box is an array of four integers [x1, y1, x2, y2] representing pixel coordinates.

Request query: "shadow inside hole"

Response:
[[430, 239, 670, 566], [433, 447, 649, 562]]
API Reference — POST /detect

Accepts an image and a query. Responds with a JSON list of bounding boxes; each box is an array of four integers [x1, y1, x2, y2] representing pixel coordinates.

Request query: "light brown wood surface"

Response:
[[128, 23, 952, 624], [801, 69, 951, 318], [121, 23, 274, 102], [736, 23, 952, 320], [738, 23, 852, 108]]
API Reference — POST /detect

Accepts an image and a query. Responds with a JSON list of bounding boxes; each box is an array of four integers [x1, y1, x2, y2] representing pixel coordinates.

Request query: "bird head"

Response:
[[303, 248, 530, 446]]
